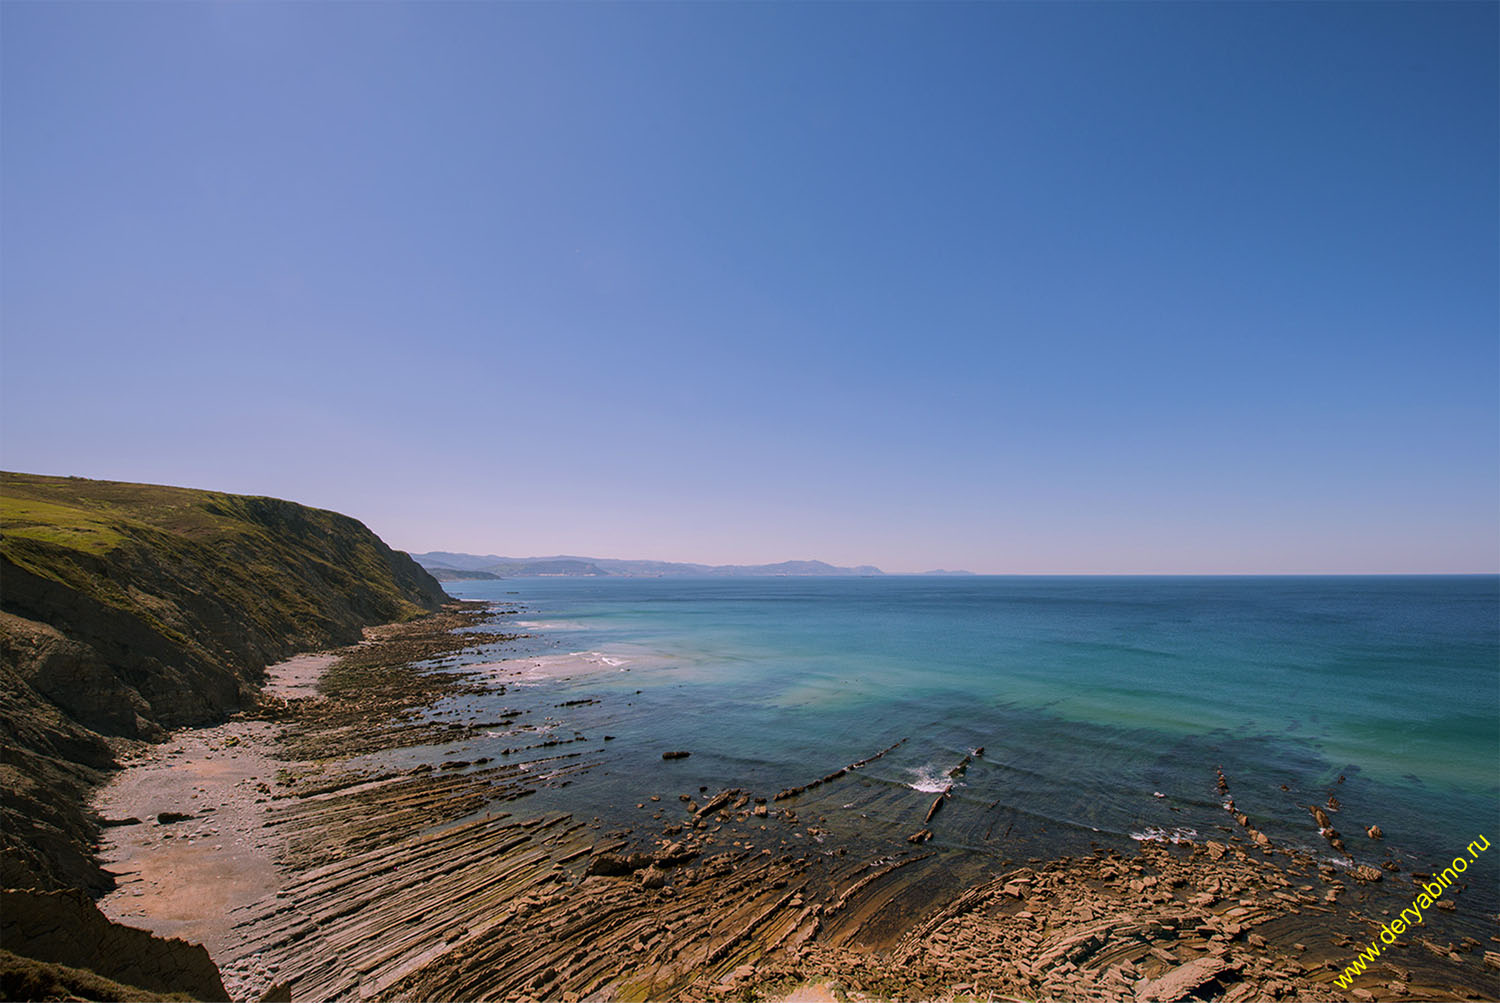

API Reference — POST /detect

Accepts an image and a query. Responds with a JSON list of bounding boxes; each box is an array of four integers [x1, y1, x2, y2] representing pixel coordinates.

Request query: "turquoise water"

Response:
[[443, 575, 1498, 906]]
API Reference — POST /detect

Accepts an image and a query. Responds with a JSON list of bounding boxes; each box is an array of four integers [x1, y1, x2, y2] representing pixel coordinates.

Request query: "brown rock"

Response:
[[924, 785, 951, 824], [695, 789, 736, 818], [661, 750, 691, 760], [653, 842, 697, 866], [585, 851, 652, 876], [1366, 824, 1382, 840]]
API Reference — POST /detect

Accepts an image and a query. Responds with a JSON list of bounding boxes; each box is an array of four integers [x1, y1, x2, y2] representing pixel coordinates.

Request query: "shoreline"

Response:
[[91, 602, 1500, 1002], [92, 653, 338, 997]]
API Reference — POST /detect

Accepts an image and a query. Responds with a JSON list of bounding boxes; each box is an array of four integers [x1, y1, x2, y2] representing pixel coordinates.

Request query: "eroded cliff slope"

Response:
[[0, 472, 448, 892]]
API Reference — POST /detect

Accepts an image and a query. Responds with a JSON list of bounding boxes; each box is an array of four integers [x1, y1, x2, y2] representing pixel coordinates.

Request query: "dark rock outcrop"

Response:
[[1, 888, 227, 1001]]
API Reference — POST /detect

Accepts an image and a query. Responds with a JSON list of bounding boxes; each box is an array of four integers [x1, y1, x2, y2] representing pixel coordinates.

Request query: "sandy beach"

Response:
[[93, 653, 340, 997], [89, 603, 1500, 1002]]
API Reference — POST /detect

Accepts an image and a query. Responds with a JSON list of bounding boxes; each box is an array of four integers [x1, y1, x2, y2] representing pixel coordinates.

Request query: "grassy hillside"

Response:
[[0, 472, 448, 892]]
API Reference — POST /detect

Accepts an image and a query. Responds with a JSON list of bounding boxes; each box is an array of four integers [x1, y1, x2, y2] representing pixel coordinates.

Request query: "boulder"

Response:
[[652, 842, 696, 866]]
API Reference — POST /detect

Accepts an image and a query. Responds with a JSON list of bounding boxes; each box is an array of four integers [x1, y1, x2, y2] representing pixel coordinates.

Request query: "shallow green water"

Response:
[[443, 575, 1499, 908]]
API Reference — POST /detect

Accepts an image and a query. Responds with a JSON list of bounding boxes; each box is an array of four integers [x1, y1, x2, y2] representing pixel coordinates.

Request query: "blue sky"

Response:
[[3, 1, 1496, 573]]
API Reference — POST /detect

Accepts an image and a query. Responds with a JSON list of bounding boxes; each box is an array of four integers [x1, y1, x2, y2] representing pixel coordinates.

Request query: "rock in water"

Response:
[[924, 786, 951, 825]]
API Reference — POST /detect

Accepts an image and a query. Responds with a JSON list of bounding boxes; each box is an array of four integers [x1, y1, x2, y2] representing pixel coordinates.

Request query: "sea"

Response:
[[439, 575, 1499, 915]]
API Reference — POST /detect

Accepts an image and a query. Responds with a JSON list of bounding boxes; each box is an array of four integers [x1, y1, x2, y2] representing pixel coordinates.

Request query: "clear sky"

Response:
[[2, 1, 1496, 574]]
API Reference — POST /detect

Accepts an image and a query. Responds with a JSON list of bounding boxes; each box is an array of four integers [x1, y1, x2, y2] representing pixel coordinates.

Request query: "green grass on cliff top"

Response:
[[0, 472, 434, 634], [0, 472, 311, 547], [0, 495, 128, 555]]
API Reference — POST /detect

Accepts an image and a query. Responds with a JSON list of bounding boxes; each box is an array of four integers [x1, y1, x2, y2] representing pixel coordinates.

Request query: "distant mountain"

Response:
[[409, 551, 509, 572], [410, 552, 884, 578], [423, 566, 503, 581], [487, 559, 610, 577], [920, 569, 975, 575]]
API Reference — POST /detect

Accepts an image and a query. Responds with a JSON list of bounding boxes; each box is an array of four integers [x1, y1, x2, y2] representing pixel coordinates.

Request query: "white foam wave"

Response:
[[1132, 826, 1199, 844], [464, 650, 629, 682], [909, 764, 958, 793]]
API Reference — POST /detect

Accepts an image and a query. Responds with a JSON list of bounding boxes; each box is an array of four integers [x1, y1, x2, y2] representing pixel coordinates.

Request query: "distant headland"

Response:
[[411, 551, 885, 579]]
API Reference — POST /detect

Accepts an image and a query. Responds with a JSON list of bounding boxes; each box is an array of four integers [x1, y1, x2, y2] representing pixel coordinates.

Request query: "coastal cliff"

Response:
[[0, 472, 448, 894]]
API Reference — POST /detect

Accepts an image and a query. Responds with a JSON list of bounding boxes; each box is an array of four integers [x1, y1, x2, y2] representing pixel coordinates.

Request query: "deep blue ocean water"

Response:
[[441, 575, 1498, 909]]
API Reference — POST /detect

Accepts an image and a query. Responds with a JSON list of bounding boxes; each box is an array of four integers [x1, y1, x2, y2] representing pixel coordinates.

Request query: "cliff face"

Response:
[[0, 472, 449, 891], [2, 888, 227, 1001]]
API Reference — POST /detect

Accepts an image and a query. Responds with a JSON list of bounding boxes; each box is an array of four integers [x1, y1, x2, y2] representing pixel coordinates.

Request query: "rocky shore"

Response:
[[1, 472, 448, 897], [92, 601, 1500, 1002]]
